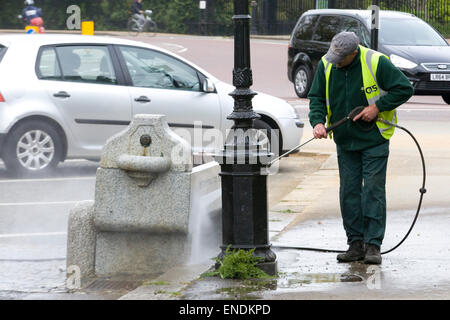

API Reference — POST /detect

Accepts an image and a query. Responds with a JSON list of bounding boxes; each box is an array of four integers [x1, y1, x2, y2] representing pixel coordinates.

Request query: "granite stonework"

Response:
[[66, 200, 96, 283], [66, 114, 221, 286]]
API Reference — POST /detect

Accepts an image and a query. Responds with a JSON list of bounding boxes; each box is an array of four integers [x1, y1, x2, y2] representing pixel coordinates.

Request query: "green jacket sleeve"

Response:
[[375, 56, 414, 112], [307, 60, 328, 128]]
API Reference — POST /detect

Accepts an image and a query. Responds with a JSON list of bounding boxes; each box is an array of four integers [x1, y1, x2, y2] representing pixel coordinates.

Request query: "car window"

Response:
[[55, 46, 117, 84], [379, 17, 448, 46], [119, 46, 201, 91], [313, 15, 343, 42], [37, 47, 61, 80], [341, 17, 360, 36], [294, 15, 318, 41], [360, 24, 371, 47]]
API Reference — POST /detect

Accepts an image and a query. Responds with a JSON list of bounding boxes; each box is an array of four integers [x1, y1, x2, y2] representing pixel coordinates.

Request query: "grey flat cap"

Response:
[[325, 31, 359, 64]]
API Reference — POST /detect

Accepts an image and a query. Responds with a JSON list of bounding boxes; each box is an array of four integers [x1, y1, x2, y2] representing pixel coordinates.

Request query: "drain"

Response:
[[84, 280, 141, 291]]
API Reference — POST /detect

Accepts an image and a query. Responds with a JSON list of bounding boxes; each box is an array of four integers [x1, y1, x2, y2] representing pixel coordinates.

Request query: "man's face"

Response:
[[336, 50, 358, 68]]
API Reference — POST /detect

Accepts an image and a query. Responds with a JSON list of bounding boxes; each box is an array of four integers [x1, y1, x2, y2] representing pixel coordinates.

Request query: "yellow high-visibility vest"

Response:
[[322, 45, 397, 140]]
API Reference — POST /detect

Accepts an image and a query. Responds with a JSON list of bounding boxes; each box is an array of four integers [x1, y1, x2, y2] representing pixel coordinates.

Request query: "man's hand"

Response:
[[352, 104, 379, 122], [313, 123, 327, 139]]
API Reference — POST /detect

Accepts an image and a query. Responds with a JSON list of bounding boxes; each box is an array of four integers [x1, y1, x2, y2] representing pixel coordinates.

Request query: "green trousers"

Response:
[[336, 141, 389, 247]]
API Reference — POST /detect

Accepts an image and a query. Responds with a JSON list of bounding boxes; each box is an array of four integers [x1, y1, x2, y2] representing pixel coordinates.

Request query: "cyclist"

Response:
[[131, 0, 145, 30], [21, 0, 45, 33]]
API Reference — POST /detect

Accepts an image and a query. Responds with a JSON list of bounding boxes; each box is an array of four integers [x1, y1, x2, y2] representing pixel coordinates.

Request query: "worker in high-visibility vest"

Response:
[[308, 31, 414, 264]]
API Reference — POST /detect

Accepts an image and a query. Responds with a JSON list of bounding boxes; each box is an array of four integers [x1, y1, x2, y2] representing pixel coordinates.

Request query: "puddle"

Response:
[[183, 270, 365, 300], [214, 279, 277, 300], [277, 272, 363, 288]]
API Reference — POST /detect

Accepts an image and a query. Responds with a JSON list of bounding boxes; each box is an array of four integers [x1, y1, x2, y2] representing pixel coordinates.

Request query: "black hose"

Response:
[[272, 120, 426, 255], [379, 121, 426, 254]]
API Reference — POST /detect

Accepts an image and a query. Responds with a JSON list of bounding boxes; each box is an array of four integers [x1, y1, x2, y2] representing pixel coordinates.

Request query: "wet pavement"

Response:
[[1, 116, 449, 300], [0, 160, 142, 300], [170, 201, 450, 300], [0, 151, 327, 300], [122, 118, 450, 300], [0, 233, 150, 300], [148, 206, 450, 300], [0, 231, 67, 300], [0, 259, 66, 300], [268, 207, 450, 299]]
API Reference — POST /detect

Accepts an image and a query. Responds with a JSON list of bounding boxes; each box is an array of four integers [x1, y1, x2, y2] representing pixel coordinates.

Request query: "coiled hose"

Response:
[[272, 118, 427, 255]]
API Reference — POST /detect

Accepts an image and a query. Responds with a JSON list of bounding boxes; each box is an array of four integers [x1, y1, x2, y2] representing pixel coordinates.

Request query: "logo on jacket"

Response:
[[365, 85, 379, 94]]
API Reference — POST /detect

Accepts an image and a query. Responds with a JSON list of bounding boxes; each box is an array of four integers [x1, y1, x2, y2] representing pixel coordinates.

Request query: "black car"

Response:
[[288, 9, 450, 104]]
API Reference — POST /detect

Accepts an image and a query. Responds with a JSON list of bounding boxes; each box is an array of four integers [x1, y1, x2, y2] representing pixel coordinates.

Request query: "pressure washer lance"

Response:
[[269, 106, 365, 166], [270, 106, 427, 255]]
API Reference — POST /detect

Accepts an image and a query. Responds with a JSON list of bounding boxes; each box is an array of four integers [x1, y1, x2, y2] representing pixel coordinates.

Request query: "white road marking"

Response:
[[161, 42, 188, 53], [0, 232, 67, 239], [0, 200, 89, 206], [0, 176, 95, 183], [64, 159, 94, 162], [255, 40, 289, 46]]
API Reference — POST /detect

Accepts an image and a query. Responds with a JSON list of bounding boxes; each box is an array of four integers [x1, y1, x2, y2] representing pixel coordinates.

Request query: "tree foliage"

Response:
[[0, 0, 447, 36]]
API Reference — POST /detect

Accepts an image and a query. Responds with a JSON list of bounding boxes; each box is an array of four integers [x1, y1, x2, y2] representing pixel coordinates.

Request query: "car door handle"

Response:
[[53, 91, 71, 98], [134, 96, 151, 103]]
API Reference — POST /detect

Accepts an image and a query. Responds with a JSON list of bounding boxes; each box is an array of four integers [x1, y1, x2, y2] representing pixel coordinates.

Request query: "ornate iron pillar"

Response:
[[250, 1, 258, 35], [214, 0, 277, 276], [370, 0, 380, 51]]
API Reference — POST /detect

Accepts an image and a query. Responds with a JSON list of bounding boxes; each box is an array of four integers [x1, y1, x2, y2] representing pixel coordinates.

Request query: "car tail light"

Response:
[[0, 92, 4, 102]]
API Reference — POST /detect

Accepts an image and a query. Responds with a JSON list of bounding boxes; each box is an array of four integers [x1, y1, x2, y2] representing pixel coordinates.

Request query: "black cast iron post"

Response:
[[250, 1, 258, 35], [214, 0, 277, 276], [370, 0, 380, 51]]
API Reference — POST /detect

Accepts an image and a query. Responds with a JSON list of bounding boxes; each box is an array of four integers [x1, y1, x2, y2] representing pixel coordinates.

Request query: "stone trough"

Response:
[[66, 114, 221, 286]]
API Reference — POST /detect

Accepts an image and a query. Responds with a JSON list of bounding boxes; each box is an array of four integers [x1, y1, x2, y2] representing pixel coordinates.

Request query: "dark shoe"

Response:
[[364, 244, 382, 264], [337, 241, 365, 262]]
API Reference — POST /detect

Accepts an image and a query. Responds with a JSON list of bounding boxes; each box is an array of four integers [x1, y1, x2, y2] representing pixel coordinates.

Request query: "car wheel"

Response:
[[253, 119, 281, 157], [294, 65, 312, 98], [127, 19, 139, 36], [3, 120, 63, 176], [442, 94, 450, 105], [146, 21, 158, 37]]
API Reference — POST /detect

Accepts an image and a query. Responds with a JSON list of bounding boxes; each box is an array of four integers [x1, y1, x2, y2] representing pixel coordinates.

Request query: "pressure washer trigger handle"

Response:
[[325, 106, 366, 134], [348, 106, 366, 120]]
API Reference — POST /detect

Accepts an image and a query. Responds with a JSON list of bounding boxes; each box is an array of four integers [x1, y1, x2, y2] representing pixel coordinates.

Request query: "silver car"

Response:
[[0, 34, 303, 175]]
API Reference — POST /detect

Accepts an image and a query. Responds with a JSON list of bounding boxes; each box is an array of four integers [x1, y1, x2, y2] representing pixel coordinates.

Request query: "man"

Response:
[[22, 0, 45, 33], [131, 0, 146, 29], [308, 31, 413, 264]]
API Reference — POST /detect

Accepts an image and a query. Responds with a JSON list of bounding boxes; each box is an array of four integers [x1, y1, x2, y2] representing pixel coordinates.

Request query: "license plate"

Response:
[[430, 73, 450, 81]]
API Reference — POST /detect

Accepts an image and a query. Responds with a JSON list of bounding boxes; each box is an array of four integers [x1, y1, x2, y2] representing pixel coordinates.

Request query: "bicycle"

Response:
[[127, 10, 157, 37]]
